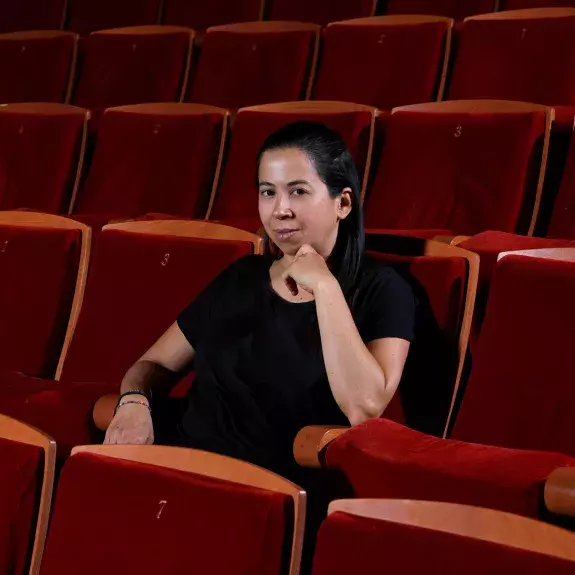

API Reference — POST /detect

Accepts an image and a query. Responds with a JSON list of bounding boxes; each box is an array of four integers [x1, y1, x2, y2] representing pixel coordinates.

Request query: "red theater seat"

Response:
[[385, 0, 497, 20], [72, 103, 229, 221], [313, 15, 453, 110], [163, 0, 265, 32], [0, 0, 66, 33], [40, 445, 305, 575], [0, 414, 55, 575], [0, 31, 77, 104], [72, 26, 194, 123], [0, 103, 88, 214], [209, 101, 378, 228], [189, 22, 320, 112], [66, 0, 161, 37], [449, 8, 575, 129], [548, 137, 575, 239], [312, 500, 575, 575], [267, 0, 377, 27], [503, 0, 575, 9], [364, 100, 552, 236]]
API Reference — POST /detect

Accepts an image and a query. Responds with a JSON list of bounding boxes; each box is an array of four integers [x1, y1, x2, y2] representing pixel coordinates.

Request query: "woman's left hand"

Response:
[[282, 244, 336, 296]]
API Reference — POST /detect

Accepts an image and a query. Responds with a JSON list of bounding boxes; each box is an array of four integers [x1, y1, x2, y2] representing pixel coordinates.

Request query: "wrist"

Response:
[[314, 273, 340, 296]]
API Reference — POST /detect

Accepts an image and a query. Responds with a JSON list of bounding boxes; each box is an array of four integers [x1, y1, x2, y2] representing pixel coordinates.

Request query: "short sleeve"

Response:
[[354, 265, 416, 344]]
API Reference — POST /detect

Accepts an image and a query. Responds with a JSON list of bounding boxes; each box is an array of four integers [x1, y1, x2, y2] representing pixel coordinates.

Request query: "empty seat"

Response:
[[312, 500, 575, 575], [450, 8, 575, 129], [0, 103, 88, 213], [0, 31, 77, 104], [385, 0, 497, 20], [0, 0, 66, 33], [364, 100, 552, 236], [72, 26, 194, 122], [547, 138, 575, 239], [0, 414, 55, 575], [313, 15, 452, 109], [163, 0, 265, 32], [503, 0, 575, 9], [0, 213, 90, 379], [267, 0, 377, 27], [209, 101, 378, 227], [66, 0, 161, 36], [73, 103, 229, 220], [189, 22, 320, 111]]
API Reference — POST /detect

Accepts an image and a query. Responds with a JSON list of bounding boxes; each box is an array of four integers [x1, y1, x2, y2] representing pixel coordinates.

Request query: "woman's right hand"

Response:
[[104, 402, 154, 445]]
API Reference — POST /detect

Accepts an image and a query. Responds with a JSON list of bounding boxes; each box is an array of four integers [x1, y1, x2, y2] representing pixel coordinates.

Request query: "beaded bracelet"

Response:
[[114, 400, 152, 416]]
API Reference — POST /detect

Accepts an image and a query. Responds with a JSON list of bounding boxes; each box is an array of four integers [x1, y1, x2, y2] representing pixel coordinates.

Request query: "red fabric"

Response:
[[0, 0, 65, 33], [73, 104, 226, 219], [211, 106, 374, 222], [0, 226, 81, 378], [60, 230, 254, 384], [364, 106, 547, 235], [0, 104, 86, 213], [163, 0, 263, 31], [450, 12, 575, 111], [312, 510, 575, 575], [189, 23, 319, 111], [0, 32, 76, 104], [385, 0, 495, 20], [40, 452, 289, 575], [313, 19, 449, 110], [72, 28, 191, 121], [325, 418, 575, 518], [504, 0, 575, 9], [267, 0, 376, 26], [66, 0, 161, 36], [452, 256, 575, 457], [548, 138, 575, 239], [0, 437, 42, 575]]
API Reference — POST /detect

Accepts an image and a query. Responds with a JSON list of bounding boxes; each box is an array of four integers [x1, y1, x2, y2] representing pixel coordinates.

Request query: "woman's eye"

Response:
[[291, 188, 307, 196], [260, 189, 274, 197]]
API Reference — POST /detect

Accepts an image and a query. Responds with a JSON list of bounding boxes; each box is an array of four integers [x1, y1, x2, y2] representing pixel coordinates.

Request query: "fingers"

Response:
[[283, 272, 299, 296]]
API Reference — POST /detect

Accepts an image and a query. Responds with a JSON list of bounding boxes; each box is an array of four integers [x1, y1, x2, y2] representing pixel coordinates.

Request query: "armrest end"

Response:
[[293, 425, 349, 468], [93, 394, 120, 431], [544, 467, 575, 518]]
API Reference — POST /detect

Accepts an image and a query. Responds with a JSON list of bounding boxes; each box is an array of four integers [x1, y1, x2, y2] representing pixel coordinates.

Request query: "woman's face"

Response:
[[258, 147, 352, 257]]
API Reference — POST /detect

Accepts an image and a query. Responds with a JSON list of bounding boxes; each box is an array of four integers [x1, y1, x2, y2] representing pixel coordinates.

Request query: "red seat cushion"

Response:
[[267, 0, 376, 27], [0, 225, 81, 378], [40, 452, 289, 575], [73, 104, 227, 219], [312, 509, 575, 575], [0, 437, 42, 575], [325, 418, 575, 518], [0, 31, 76, 104], [0, 104, 86, 213], [364, 105, 547, 235], [385, 0, 495, 20], [0, 0, 65, 33], [189, 22, 319, 111], [313, 17, 450, 109]]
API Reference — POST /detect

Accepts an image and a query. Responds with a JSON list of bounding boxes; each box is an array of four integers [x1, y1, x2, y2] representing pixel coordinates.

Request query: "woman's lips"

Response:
[[274, 229, 299, 241]]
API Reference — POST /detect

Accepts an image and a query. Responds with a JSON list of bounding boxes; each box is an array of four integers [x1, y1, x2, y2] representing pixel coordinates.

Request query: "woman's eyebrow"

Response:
[[287, 179, 311, 186], [258, 181, 275, 187]]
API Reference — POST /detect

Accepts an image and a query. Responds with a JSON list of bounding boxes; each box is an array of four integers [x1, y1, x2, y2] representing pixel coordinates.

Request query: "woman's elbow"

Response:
[[347, 398, 386, 427]]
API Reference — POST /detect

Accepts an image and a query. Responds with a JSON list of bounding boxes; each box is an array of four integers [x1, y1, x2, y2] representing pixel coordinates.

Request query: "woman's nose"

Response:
[[272, 194, 293, 218]]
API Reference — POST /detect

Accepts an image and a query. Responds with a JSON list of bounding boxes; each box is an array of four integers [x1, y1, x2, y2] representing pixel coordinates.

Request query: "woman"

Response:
[[105, 121, 416, 478]]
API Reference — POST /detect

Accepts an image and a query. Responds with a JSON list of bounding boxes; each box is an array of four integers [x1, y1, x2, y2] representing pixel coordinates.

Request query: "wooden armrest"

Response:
[[545, 467, 575, 518], [432, 234, 471, 246], [93, 394, 120, 431], [293, 425, 350, 468]]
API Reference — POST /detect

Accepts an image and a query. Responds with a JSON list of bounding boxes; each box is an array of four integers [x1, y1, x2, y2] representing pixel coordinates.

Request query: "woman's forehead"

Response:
[[259, 148, 318, 182]]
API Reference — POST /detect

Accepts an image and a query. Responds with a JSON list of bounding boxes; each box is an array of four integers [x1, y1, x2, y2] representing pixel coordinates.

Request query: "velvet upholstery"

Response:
[[66, 0, 161, 37], [60, 230, 255, 384], [0, 225, 81, 378], [211, 104, 375, 223], [72, 27, 192, 123], [189, 23, 319, 111], [0, 31, 76, 104], [267, 0, 376, 27], [364, 104, 547, 234], [385, 0, 496, 20], [325, 418, 575, 518], [504, 0, 575, 9], [0, 437, 42, 575], [451, 255, 575, 457], [0, 0, 65, 33], [450, 10, 575, 129], [312, 509, 575, 575], [40, 452, 289, 575], [0, 104, 86, 213], [313, 17, 450, 110], [73, 104, 227, 219], [548, 139, 575, 239], [163, 0, 264, 32]]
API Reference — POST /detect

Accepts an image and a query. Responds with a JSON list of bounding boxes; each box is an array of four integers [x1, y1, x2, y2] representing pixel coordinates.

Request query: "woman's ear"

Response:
[[337, 188, 353, 220]]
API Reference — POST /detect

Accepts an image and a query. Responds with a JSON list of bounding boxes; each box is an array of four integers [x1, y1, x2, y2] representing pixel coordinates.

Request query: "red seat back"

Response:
[[504, 0, 575, 10], [385, 0, 496, 20], [548, 139, 575, 239], [190, 22, 319, 111], [0, 0, 65, 33], [267, 0, 376, 26]]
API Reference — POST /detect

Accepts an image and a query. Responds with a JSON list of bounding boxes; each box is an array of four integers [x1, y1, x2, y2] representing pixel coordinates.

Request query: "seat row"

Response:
[[3, 413, 575, 575]]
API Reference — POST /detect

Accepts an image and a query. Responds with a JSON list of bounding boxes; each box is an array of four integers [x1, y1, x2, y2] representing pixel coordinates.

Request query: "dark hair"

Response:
[[257, 120, 365, 299]]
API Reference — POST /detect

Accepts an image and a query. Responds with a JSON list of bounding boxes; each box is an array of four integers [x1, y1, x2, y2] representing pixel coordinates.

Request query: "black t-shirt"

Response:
[[176, 255, 415, 477]]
